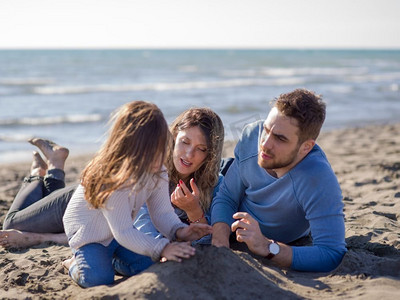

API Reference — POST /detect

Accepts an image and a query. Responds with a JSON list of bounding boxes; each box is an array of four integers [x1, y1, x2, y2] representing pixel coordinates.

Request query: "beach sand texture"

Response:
[[0, 123, 399, 299]]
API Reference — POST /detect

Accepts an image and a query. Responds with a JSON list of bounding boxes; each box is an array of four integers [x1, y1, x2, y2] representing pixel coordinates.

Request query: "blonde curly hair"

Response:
[[166, 107, 224, 212]]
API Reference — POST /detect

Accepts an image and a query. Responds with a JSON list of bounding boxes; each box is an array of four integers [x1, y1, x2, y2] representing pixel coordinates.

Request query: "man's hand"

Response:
[[231, 212, 269, 256], [232, 212, 293, 267], [175, 223, 212, 242], [211, 222, 231, 248], [160, 241, 196, 262]]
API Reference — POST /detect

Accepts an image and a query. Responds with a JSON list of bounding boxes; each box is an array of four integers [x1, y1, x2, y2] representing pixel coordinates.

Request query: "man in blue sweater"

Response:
[[211, 89, 346, 272]]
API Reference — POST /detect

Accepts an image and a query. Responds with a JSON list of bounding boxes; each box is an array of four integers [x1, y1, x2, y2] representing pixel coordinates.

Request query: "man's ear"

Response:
[[301, 139, 315, 155]]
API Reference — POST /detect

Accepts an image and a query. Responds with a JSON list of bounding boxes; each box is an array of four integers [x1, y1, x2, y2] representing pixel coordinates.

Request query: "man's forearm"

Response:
[[260, 239, 293, 268], [211, 222, 231, 247]]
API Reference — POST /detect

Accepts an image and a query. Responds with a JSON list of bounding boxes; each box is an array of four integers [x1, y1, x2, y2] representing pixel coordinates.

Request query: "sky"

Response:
[[0, 0, 399, 49]]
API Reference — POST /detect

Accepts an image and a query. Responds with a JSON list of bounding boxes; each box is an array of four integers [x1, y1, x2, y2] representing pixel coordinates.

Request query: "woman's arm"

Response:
[[133, 204, 163, 239]]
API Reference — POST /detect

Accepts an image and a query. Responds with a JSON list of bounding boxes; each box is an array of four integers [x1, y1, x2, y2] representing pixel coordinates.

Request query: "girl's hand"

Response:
[[171, 178, 204, 222], [160, 241, 196, 262], [176, 223, 212, 241]]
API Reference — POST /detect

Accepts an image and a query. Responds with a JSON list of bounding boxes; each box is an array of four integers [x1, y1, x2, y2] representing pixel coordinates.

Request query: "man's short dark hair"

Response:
[[274, 89, 326, 143]]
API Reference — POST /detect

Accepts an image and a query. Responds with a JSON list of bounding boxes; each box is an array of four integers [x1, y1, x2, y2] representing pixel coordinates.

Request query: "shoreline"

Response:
[[2, 118, 400, 166], [1, 122, 399, 298]]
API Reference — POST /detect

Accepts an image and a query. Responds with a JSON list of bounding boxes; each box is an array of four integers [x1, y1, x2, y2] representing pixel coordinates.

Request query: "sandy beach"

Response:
[[0, 123, 399, 299]]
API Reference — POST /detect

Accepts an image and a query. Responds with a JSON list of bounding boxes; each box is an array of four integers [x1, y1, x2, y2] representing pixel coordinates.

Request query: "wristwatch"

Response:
[[266, 240, 280, 259]]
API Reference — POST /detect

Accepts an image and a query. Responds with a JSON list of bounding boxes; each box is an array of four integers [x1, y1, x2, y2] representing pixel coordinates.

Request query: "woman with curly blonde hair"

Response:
[[134, 107, 225, 243], [168, 108, 224, 220]]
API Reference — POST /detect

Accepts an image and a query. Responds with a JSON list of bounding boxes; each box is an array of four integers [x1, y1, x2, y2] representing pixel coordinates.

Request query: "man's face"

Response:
[[258, 107, 303, 177]]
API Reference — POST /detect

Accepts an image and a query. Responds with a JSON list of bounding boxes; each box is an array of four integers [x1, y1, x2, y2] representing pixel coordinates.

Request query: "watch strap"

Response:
[[265, 252, 275, 260]]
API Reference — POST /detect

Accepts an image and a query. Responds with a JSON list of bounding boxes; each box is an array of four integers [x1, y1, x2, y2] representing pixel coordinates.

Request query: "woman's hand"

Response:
[[175, 223, 212, 241], [160, 241, 196, 262], [171, 179, 204, 222]]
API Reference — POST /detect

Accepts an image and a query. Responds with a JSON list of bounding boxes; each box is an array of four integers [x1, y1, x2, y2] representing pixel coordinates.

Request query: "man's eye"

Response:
[[277, 136, 286, 142]]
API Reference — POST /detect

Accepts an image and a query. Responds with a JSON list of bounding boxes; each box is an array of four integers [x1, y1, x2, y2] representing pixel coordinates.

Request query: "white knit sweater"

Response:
[[62, 169, 186, 261]]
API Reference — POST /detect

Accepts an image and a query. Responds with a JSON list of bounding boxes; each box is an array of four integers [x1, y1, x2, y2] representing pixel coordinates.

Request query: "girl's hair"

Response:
[[81, 101, 169, 208], [166, 107, 224, 212]]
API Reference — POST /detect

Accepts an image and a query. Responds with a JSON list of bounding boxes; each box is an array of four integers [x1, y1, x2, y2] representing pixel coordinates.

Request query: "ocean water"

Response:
[[0, 49, 399, 163]]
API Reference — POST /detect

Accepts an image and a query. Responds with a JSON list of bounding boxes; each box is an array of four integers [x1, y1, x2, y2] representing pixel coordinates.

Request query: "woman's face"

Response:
[[173, 126, 208, 179]]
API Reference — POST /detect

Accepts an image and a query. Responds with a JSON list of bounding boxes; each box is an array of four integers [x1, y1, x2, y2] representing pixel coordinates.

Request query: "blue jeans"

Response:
[[69, 239, 154, 288], [3, 169, 75, 232]]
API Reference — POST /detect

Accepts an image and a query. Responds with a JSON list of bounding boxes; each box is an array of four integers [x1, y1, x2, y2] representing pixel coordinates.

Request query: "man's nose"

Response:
[[261, 134, 272, 150]]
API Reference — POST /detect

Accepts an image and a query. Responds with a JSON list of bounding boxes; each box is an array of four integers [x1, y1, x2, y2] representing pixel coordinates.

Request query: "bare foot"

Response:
[[0, 229, 44, 248], [28, 138, 69, 170], [30, 151, 48, 177], [0, 229, 68, 249], [62, 256, 75, 271]]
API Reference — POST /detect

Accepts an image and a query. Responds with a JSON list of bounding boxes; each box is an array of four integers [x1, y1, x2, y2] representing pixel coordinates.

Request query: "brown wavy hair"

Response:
[[166, 108, 224, 212], [81, 101, 169, 208], [274, 89, 326, 144]]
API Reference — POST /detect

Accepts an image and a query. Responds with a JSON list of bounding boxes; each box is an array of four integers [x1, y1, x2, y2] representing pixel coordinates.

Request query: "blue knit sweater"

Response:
[[211, 121, 347, 272]]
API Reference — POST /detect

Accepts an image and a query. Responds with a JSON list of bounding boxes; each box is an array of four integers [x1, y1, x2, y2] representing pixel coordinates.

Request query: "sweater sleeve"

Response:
[[291, 215, 346, 271], [146, 174, 187, 241], [289, 150, 347, 271], [203, 174, 223, 224], [211, 146, 246, 226], [211, 122, 262, 226], [101, 189, 170, 262]]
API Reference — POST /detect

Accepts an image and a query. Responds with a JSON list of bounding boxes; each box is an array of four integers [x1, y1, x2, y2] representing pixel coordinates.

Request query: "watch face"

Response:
[[269, 242, 280, 255]]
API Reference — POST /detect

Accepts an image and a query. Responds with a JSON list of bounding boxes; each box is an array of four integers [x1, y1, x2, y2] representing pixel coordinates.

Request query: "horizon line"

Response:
[[1, 46, 400, 51]]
